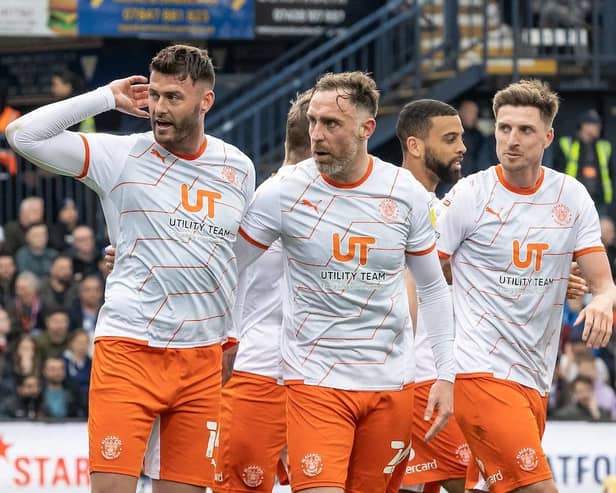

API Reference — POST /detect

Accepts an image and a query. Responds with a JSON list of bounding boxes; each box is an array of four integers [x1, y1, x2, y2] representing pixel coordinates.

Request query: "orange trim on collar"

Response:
[[495, 165, 544, 195], [321, 156, 373, 189], [173, 136, 208, 160]]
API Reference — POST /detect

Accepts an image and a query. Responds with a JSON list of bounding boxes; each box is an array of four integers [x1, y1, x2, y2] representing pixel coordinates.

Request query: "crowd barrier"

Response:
[[0, 420, 613, 492]]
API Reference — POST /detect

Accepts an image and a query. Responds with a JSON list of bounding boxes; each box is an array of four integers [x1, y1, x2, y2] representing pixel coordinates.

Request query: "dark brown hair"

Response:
[[150, 44, 215, 87]]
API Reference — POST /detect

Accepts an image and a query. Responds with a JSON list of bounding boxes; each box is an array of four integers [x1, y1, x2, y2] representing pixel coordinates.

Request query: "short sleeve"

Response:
[[226, 144, 256, 217], [436, 177, 477, 258], [405, 182, 437, 255], [239, 173, 283, 249], [574, 185, 604, 258]]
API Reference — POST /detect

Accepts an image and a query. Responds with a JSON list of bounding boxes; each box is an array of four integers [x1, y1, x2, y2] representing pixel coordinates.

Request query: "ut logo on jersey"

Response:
[[332, 233, 376, 266], [181, 184, 222, 218], [512, 240, 549, 271]]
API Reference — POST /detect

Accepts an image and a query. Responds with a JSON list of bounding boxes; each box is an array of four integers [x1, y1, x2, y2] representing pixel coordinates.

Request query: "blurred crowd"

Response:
[[0, 196, 106, 420]]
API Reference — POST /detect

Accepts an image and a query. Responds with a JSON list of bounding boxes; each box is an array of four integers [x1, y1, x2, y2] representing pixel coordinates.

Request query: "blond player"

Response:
[[7, 45, 255, 493], [392, 99, 469, 493], [437, 80, 615, 493], [233, 72, 455, 493], [213, 90, 312, 493]]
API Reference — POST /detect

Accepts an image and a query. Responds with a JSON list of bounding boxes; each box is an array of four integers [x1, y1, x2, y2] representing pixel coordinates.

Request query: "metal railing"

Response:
[[207, 0, 447, 180], [0, 154, 103, 239], [213, 34, 328, 110], [486, 0, 616, 85]]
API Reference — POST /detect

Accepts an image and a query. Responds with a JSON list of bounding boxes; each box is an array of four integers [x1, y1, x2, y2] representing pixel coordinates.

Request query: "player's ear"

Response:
[[406, 135, 423, 158], [201, 89, 215, 114], [360, 118, 376, 140], [544, 127, 554, 148]]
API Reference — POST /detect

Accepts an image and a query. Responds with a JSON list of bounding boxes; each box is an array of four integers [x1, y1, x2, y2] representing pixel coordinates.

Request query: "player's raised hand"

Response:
[[109, 75, 149, 118], [575, 293, 614, 348], [424, 379, 454, 442]]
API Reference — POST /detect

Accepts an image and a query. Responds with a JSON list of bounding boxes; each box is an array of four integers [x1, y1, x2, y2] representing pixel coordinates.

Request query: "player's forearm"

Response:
[[577, 251, 616, 299], [6, 86, 115, 176], [407, 253, 455, 382]]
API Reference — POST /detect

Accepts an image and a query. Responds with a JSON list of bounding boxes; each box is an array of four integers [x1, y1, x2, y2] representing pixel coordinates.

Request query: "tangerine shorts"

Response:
[[214, 371, 287, 492], [454, 375, 552, 493], [89, 338, 222, 487], [286, 382, 414, 493]]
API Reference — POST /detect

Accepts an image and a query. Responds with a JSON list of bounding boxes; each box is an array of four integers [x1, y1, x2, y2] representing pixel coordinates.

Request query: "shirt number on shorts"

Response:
[[206, 421, 219, 458], [384, 440, 412, 474]]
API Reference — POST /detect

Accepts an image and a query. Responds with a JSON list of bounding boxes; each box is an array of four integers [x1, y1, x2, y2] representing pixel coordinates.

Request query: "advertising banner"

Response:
[[77, 0, 254, 39], [0, 422, 89, 492], [255, 0, 384, 37], [0, 0, 76, 37], [0, 421, 615, 492]]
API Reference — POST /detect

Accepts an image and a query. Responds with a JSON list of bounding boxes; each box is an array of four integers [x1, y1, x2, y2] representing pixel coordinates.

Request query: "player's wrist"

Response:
[[100, 85, 117, 110]]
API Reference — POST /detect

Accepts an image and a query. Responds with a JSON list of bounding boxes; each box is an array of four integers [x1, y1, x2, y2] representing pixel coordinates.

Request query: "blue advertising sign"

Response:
[[78, 0, 254, 39]]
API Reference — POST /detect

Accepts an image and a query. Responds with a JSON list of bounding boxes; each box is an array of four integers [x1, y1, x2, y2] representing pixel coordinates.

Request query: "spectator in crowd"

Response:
[[40, 356, 85, 418], [0, 307, 10, 380], [0, 76, 20, 178], [458, 99, 486, 175], [62, 328, 91, 408], [548, 359, 571, 417], [15, 223, 58, 277], [559, 299, 612, 384], [3, 196, 44, 256], [35, 307, 70, 361], [554, 375, 612, 421], [6, 271, 44, 340], [51, 68, 95, 133], [2, 333, 41, 396], [69, 274, 103, 338], [40, 254, 77, 311], [553, 109, 616, 215], [0, 374, 43, 419], [68, 225, 100, 280], [48, 198, 79, 251], [600, 215, 616, 278], [577, 354, 616, 419], [0, 251, 16, 307]]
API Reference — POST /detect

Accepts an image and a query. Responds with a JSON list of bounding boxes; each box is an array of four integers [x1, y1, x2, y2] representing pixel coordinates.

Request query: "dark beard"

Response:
[[425, 148, 462, 185]]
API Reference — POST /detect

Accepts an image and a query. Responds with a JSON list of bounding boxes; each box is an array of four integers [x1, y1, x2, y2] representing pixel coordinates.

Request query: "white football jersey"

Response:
[[83, 132, 255, 348], [239, 157, 437, 390], [437, 165, 603, 394]]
